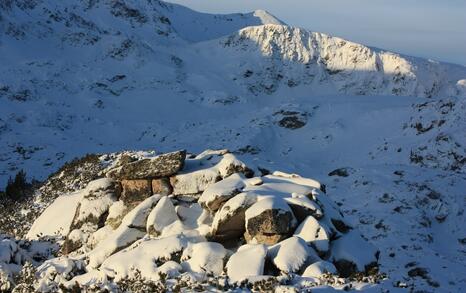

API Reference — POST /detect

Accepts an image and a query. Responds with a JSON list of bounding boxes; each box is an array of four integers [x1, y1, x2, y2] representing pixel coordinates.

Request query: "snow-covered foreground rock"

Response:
[[1, 150, 382, 291]]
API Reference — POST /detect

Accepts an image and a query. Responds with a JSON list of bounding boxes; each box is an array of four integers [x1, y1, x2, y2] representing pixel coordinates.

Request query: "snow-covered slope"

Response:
[[1, 0, 465, 187]]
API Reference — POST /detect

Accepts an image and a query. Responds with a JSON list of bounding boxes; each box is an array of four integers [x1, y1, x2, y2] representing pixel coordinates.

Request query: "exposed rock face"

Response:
[[106, 150, 186, 180], [151, 178, 173, 196], [120, 179, 152, 204], [244, 197, 297, 245]]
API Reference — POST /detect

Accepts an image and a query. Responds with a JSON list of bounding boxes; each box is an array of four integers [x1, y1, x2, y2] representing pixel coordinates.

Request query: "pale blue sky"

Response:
[[168, 0, 466, 66]]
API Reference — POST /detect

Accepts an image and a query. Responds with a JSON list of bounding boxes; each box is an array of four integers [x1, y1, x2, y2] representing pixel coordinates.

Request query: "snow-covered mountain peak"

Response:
[[251, 9, 284, 25], [217, 24, 466, 97]]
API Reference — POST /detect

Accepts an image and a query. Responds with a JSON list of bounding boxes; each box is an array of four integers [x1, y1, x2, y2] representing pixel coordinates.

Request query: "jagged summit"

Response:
[[251, 9, 284, 26], [215, 24, 466, 97]]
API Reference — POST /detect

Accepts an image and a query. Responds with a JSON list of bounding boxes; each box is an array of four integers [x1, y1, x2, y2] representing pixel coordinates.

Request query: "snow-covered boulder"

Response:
[[244, 196, 297, 245], [330, 230, 379, 277], [121, 195, 162, 228], [157, 261, 182, 279], [271, 171, 321, 190], [170, 151, 252, 196], [181, 242, 227, 276], [106, 150, 186, 180], [176, 203, 204, 229], [294, 216, 331, 255], [302, 261, 337, 278], [211, 192, 257, 242], [62, 178, 120, 253], [312, 190, 353, 235], [198, 173, 246, 212], [226, 244, 267, 283], [71, 178, 119, 230], [36, 257, 85, 292], [146, 196, 179, 236], [456, 79, 466, 96], [285, 193, 324, 222], [105, 201, 129, 229], [0, 236, 30, 273], [268, 236, 320, 274], [170, 169, 220, 196], [87, 225, 145, 269], [27, 192, 81, 240], [100, 235, 187, 282], [243, 175, 323, 221]]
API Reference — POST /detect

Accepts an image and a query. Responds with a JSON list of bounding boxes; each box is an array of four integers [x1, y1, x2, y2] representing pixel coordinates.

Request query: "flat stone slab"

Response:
[[106, 150, 186, 180]]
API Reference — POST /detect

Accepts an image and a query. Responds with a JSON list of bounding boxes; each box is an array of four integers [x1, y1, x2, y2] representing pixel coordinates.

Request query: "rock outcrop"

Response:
[[23, 149, 379, 291], [106, 150, 186, 180]]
